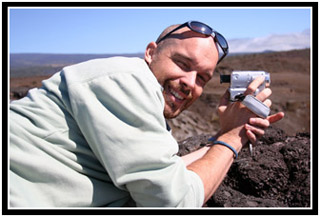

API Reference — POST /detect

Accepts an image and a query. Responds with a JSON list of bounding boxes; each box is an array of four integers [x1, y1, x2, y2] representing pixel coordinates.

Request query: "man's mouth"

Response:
[[170, 88, 184, 100], [163, 84, 193, 118]]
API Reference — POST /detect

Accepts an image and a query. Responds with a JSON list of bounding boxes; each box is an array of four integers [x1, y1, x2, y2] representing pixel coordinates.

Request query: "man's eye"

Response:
[[176, 60, 190, 71], [197, 75, 205, 82], [198, 75, 205, 81], [196, 74, 208, 86]]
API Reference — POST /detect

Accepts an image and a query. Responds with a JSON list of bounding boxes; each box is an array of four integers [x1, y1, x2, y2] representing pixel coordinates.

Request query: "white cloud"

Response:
[[228, 29, 310, 53]]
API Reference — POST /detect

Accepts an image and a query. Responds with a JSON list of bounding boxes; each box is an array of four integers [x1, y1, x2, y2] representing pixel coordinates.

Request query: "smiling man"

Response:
[[9, 21, 284, 207], [146, 24, 218, 119]]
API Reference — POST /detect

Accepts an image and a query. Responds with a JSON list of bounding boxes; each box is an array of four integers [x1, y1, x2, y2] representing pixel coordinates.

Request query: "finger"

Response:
[[249, 117, 270, 128], [219, 90, 230, 106], [267, 112, 285, 124], [218, 90, 230, 114], [263, 99, 272, 107], [246, 129, 257, 146], [244, 76, 265, 95], [245, 123, 265, 138], [256, 88, 272, 102]]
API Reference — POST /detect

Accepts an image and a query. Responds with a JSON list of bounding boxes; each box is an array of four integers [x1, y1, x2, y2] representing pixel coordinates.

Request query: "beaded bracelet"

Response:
[[208, 137, 238, 159]]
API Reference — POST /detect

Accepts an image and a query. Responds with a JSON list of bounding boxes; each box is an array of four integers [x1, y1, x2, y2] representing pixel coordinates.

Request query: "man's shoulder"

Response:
[[62, 56, 155, 85], [66, 56, 146, 72]]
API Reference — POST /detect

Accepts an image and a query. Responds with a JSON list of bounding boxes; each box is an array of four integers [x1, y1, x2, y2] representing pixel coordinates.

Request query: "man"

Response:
[[10, 21, 284, 207]]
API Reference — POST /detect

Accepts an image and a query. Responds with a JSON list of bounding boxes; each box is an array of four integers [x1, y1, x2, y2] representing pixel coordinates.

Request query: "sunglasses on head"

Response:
[[156, 21, 229, 64]]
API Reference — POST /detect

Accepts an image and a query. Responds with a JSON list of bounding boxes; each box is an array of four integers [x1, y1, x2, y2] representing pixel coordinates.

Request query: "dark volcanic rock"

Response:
[[177, 134, 212, 156], [177, 127, 310, 207], [10, 87, 30, 100]]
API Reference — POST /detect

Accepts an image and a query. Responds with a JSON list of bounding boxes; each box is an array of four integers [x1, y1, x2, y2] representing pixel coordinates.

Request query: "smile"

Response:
[[169, 87, 185, 101]]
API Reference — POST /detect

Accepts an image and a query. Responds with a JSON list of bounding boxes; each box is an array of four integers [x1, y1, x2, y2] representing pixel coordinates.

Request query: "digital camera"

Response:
[[220, 71, 271, 101]]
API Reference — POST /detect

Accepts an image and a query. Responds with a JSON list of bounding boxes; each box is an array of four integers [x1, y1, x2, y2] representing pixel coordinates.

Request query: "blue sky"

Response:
[[9, 6, 311, 54]]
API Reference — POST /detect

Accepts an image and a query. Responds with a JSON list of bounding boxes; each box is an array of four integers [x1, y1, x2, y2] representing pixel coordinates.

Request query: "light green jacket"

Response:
[[10, 57, 204, 207]]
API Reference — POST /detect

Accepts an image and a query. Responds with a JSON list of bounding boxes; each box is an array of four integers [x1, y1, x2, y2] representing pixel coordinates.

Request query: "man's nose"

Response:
[[180, 71, 197, 90]]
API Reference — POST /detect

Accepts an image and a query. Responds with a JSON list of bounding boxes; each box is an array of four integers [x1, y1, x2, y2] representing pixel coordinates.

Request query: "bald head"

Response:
[[155, 23, 216, 55], [154, 24, 180, 52], [155, 24, 180, 43]]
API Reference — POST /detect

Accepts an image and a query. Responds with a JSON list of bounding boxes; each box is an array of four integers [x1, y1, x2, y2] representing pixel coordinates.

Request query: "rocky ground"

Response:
[[177, 127, 311, 207]]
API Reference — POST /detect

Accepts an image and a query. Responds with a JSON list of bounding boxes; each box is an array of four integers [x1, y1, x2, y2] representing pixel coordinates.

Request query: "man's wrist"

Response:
[[207, 139, 238, 159], [213, 134, 243, 153]]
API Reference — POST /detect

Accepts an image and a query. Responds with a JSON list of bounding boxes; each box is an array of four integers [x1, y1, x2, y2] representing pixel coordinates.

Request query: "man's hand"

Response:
[[242, 76, 284, 145], [184, 76, 285, 205], [218, 76, 284, 147], [245, 113, 285, 145]]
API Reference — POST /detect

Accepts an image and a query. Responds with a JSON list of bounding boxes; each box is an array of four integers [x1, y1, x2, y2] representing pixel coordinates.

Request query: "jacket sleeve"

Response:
[[64, 61, 204, 207]]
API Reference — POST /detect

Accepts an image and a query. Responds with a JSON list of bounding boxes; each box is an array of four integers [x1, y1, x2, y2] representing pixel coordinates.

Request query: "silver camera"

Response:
[[220, 71, 271, 101]]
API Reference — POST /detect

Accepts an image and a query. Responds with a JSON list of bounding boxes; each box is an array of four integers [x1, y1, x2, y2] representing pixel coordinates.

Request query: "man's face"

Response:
[[145, 29, 219, 119]]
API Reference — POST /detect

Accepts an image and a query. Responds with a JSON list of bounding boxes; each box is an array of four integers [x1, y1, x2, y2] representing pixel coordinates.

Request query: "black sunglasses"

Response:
[[156, 21, 229, 64]]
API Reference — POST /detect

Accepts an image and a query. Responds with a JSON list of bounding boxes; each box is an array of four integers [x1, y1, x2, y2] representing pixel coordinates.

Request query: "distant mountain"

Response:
[[10, 53, 144, 68], [9, 53, 144, 77], [228, 29, 310, 54]]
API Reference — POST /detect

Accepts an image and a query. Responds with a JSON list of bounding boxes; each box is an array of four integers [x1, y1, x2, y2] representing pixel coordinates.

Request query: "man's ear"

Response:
[[144, 42, 157, 64]]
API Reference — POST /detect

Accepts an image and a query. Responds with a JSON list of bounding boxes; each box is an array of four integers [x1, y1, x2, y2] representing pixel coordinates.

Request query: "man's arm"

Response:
[[182, 77, 284, 204], [181, 112, 284, 166], [181, 146, 210, 166], [186, 134, 240, 203]]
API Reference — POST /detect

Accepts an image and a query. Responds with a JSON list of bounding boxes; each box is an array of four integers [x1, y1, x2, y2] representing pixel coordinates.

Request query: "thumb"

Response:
[[218, 90, 230, 114], [267, 112, 285, 124]]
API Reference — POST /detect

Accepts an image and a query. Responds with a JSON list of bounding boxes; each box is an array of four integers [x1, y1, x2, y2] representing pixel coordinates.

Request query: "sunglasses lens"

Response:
[[215, 32, 228, 49], [189, 21, 212, 35], [156, 21, 228, 64]]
